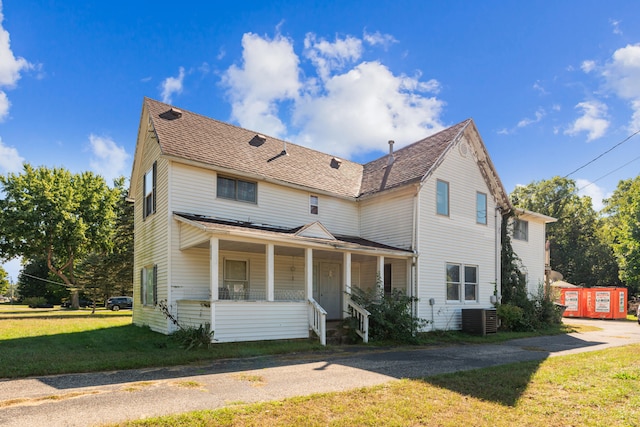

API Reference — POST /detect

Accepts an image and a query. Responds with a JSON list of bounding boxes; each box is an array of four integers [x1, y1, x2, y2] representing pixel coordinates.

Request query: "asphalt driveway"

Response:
[[1, 318, 638, 427]]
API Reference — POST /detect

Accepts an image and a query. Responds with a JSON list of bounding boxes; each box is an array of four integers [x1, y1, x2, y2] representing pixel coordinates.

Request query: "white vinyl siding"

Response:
[[132, 115, 170, 333], [359, 187, 414, 250], [511, 217, 547, 296], [416, 135, 498, 331], [214, 302, 308, 343]]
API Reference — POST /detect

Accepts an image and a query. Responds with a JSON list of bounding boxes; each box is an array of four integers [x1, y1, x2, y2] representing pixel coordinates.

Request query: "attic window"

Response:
[[159, 108, 182, 120]]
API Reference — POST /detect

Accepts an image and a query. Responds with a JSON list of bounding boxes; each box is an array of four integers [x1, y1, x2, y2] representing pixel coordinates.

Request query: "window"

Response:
[[436, 180, 449, 216], [446, 263, 478, 302], [464, 265, 478, 301], [310, 195, 319, 215], [476, 192, 487, 224], [217, 176, 257, 203], [222, 259, 250, 299], [446, 264, 460, 301], [513, 219, 528, 241], [141, 264, 157, 306], [143, 162, 156, 218]]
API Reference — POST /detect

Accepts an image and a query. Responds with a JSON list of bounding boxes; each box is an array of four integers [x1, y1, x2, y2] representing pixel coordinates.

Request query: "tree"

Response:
[[0, 265, 8, 296], [76, 177, 134, 308], [603, 176, 640, 295], [17, 257, 67, 304], [0, 165, 119, 308], [510, 176, 620, 288]]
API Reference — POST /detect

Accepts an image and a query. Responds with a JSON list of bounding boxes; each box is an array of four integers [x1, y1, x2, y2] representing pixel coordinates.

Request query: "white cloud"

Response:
[[601, 43, 640, 130], [565, 100, 609, 141], [222, 30, 445, 157], [160, 66, 185, 104], [576, 178, 607, 211], [0, 136, 23, 173], [581, 60, 596, 73], [610, 19, 622, 35], [0, 3, 32, 121], [517, 108, 545, 128], [304, 33, 363, 81], [88, 134, 130, 184], [363, 31, 397, 49], [293, 61, 444, 158], [533, 80, 548, 95], [222, 32, 301, 137]]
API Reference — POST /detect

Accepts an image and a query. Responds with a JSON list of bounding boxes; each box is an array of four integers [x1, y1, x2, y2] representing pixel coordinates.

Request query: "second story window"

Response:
[[436, 180, 449, 216], [513, 219, 529, 241], [310, 195, 318, 215], [217, 176, 257, 203], [143, 161, 156, 219], [476, 192, 487, 224]]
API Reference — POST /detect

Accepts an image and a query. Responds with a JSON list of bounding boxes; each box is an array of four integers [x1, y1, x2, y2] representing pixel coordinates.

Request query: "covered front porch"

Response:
[[172, 213, 413, 345]]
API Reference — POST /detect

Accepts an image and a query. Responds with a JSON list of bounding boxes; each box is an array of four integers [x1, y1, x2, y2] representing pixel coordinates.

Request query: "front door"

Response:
[[317, 262, 342, 319]]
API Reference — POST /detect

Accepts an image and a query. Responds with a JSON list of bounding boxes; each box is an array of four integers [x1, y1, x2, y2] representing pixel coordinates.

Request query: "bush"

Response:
[[351, 287, 427, 344], [22, 296, 48, 308], [171, 323, 214, 350], [497, 285, 563, 332]]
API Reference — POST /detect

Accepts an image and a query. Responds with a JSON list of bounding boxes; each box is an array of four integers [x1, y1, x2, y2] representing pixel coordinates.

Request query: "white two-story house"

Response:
[[129, 98, 547, 344]]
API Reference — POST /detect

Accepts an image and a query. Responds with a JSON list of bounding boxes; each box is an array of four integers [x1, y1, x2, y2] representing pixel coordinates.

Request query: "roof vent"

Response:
[[159, 108, 183, 120], [387, 140, 395, 165], [330, 157, 342, 169], [250, 134, 267, 147]]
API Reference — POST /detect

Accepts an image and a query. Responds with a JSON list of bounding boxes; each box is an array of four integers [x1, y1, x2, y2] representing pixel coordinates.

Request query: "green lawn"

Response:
[[0, 305, 326, 378], [114, 343, 640, 427]]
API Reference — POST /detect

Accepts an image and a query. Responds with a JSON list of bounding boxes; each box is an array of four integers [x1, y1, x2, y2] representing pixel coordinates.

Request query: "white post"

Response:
[[343, 252, 351, 318], [305, 248, 313, 299], [209, 237, 219, 334], [377, 256, 385, 291], [266, 243, 274, 301]]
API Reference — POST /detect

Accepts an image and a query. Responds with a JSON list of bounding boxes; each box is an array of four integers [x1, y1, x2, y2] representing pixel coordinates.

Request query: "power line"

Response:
[[21, 272, 67, 287], [563, 129, 640, 179]]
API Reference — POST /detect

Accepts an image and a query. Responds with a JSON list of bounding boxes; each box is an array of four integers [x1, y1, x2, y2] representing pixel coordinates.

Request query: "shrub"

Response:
[[351, 286, 427, 344], [23, 296, 48, 308], [496, 303, 525, 331], [171, 323, 214, 350]]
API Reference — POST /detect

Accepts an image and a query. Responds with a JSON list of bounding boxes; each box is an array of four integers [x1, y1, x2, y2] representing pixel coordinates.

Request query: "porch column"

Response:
[[305, 248, 313, 300], [210, 237, 219, 334], [343, 252, 351, 316], [266, 243, 274, 301], [210, 237, 219, 301], [377, 256, 385, 291]]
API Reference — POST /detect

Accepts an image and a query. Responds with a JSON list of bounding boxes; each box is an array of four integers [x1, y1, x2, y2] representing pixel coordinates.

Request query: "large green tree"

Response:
[[0, 265, 8, 296], [510, 176, 620, 287], [76, 177, 134, 307], [0, 165, 119, 307], [603, 176, 640, 295], [17, 257, 67, 304]]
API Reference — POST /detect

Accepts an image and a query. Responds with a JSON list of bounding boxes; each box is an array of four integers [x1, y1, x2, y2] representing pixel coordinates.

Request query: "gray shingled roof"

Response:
[[145, 98, 468, 199]]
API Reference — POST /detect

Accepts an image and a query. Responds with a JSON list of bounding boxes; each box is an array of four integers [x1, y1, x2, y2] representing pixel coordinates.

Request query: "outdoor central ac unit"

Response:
[[461, 308, 497, 336]]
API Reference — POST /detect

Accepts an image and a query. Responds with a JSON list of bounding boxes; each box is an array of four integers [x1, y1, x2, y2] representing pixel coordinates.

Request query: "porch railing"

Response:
[[347, 296, 370, 343], [308, 297, 327, 346]]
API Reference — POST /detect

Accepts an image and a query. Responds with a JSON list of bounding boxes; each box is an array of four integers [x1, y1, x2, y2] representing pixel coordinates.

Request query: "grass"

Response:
[[112, 343, 640, 427], [0, 304, 624, 380], [0, 305, 326, 378]]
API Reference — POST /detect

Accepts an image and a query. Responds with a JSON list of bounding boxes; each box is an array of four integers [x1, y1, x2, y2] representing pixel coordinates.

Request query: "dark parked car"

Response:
[[106, 296, 133, 311]]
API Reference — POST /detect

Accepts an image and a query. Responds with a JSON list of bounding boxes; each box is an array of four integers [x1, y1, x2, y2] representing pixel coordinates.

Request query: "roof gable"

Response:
[[295, 222, 336, 240]]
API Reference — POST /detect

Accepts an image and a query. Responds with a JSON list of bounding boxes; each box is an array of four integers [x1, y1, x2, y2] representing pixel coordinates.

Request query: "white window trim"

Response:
[[446, 262, 479, 303], [216, 175, 258, 204], [223, 258, 250, 294], [513, 219, 529, 241], [476, 192, 487, 225], [436, 179, 449, 216], [310, 195, 319, 215]]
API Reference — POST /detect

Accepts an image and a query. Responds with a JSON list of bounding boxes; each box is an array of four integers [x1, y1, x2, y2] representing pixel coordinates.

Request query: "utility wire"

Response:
[[563, 129, 640, 179], [21, 272, 67, 287]]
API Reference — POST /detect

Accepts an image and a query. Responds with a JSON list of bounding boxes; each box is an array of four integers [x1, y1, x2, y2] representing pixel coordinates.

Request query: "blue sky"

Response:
[[1, 1, 640, 280]]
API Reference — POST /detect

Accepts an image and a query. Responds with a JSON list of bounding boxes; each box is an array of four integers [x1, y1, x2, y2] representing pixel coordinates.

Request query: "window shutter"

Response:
[[140, 268, 144, 303], [142, 173, 147, 219], [152, 161, 157, 214], [153, 264, 158, 305]]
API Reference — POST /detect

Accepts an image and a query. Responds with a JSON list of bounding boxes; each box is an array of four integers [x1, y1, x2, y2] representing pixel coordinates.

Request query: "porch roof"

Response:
[[174, 212, 414, 257]]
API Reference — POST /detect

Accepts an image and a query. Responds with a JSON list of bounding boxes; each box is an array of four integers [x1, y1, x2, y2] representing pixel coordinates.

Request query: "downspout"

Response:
[[494, 206, 501, 304], [411, 184, 420, 324]]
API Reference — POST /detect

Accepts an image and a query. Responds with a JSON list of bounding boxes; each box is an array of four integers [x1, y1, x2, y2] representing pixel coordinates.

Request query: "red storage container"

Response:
[[561, 287, 627, 319]]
